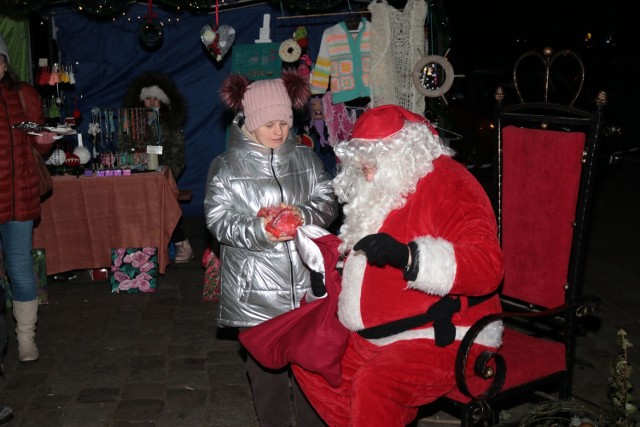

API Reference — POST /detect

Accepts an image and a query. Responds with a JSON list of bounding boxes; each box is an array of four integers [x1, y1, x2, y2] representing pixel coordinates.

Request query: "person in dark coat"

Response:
[[122, 72, 193, 262]]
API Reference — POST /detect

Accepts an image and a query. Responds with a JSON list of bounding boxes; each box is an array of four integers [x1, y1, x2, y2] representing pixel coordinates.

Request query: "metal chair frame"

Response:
[[440, 48, 606, 426]]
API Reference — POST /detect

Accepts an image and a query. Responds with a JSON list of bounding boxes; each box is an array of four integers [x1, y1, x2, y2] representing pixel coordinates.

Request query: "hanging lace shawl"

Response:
[[368, 0, 427, 114]]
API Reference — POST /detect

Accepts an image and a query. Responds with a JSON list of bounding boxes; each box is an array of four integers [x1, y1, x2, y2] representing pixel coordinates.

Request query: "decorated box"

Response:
[[201, 247, 221, 302], [110, 247, 158, 294]]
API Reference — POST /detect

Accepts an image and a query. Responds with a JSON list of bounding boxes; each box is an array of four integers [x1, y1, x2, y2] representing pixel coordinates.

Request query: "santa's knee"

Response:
[[351, 364, 395, 400]]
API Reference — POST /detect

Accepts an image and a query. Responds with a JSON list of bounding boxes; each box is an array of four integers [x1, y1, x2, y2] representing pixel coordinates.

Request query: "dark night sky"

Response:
[[438, 0, 638, 107], [445, 0, 636, 65], [418, 0, 639, 159]]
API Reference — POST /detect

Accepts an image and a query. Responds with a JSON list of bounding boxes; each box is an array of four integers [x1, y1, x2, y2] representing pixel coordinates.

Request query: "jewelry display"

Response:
[[88, 107, 160, 172]]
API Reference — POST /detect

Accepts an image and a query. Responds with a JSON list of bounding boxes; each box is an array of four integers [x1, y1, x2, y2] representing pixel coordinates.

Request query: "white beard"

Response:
[[336, 169, 406, 252], [332, 122, 453, 253]]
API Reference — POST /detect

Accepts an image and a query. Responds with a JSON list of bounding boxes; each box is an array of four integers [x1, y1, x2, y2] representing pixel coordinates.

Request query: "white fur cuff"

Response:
[[407, 236, 456, 296]]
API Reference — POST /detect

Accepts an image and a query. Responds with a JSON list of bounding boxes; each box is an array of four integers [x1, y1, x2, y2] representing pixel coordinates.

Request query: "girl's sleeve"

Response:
[[204, 157, 275, 251]]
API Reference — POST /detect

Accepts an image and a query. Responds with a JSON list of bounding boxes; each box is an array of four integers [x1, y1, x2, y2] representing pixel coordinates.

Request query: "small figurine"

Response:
[[309, 96, 328, 148]]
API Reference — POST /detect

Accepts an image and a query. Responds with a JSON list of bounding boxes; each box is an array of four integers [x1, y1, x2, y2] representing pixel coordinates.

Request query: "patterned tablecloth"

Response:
[[33, 167, 181, 275]]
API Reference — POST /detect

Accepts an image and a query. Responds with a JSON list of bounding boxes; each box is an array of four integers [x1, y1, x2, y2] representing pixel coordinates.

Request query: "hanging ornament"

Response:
[[65, 153, 81, 168], [73, 97, 82, 120], [140, 0, 163, 50], [412, 55, 455, 99], [200, 0, 235, 62], [37, 65, 50, 86], [47, 148, 67, 166], [73, 133, 92, 165], [279, 38, 301, 63], [293, 26, 308, 49], [48, 63, 60, 85], [68, 64, 76, 85]]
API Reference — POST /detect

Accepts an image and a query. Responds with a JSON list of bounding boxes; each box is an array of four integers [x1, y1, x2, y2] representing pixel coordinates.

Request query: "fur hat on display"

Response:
[[220, 71, 310, 132], [122, 71, 186, 130], [139, 85, 170, 105]]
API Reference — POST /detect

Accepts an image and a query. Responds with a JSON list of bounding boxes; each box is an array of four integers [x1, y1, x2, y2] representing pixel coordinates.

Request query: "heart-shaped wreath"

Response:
[[201, 24, 236, 62]]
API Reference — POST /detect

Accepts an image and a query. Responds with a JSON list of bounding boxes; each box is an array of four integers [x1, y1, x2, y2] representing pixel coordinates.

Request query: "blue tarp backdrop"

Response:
[[52, 2, 336, 217]]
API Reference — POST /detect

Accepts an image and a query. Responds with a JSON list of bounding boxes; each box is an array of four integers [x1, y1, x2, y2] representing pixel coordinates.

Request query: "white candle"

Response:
[[147, 153, 159, 170]]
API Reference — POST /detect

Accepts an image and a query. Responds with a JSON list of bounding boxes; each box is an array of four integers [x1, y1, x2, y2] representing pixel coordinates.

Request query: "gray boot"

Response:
[[13, 300, 39, 363]]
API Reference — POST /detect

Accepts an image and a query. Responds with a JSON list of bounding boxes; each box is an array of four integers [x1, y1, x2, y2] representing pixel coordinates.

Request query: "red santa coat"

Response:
[[339, 155, 503, 346], [293, 154, 504, 427]]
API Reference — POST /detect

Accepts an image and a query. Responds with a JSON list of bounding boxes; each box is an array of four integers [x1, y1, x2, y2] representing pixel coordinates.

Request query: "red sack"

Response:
[[238, 232, 348, 387]]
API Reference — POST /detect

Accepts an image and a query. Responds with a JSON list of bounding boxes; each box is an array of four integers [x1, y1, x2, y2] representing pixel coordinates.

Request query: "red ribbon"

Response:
[[215, 0, 219, 28], [145, 0, 157, 21]]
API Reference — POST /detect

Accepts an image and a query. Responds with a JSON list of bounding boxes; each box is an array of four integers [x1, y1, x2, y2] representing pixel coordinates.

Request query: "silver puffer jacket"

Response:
[[204, 115, 339, 327]]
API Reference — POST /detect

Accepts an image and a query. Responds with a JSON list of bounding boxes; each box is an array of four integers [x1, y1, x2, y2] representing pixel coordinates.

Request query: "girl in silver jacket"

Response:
[[204, 71, 338, 427]]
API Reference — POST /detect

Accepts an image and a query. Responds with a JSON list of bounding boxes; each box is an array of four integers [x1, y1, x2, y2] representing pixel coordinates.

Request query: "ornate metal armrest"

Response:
[[454, 296, 600, 401]]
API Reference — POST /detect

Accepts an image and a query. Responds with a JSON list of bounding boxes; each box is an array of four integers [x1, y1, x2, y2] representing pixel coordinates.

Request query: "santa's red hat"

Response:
[[350, 104, 437, 141]]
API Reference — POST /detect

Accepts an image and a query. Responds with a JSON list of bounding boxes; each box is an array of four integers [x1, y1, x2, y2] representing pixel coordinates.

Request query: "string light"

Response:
[[4, 0, 352, 18]]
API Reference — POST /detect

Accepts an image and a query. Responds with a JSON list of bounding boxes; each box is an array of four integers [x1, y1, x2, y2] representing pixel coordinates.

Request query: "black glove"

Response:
[[310, 271, 326, 297], [353, 233, 409, 269]]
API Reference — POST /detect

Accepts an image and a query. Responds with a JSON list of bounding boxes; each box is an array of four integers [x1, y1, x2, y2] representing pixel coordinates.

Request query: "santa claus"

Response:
[[292, 104, 505, 427]]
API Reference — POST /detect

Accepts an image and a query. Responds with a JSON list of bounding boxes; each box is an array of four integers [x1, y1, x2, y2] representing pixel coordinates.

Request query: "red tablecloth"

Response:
[[33, 168, 181, 275]]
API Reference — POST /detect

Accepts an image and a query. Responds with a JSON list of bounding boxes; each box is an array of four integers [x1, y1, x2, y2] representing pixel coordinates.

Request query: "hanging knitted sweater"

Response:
[[310, 19, 371, 104], [368, 0, 427, 114]]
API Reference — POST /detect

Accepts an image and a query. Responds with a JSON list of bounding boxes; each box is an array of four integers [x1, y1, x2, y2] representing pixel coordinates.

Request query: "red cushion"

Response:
[[501, 126, 585, 308], [445, 327, 566, 403]]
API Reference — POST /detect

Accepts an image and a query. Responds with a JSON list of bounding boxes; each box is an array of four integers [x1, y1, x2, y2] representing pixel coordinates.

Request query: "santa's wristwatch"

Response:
[[403, 241, 419, 281]]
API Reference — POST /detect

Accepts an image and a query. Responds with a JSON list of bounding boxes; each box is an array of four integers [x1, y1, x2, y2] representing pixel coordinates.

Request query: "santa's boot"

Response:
[[13, 300, 39, 363]]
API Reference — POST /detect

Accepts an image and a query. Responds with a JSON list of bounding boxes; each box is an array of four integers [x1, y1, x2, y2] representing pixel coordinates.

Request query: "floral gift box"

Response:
[[110, 247, 158, 294]]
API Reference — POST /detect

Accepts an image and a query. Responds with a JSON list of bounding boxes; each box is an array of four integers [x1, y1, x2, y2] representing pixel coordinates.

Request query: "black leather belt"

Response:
[[357, 294, 495, 347]]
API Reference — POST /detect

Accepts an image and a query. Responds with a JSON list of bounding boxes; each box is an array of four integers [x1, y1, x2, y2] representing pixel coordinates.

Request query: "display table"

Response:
[[33, 167, 181, 276]]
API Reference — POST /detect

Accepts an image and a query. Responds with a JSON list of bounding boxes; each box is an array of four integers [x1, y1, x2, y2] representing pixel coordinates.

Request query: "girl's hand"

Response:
[[267, 232, 294, 242]]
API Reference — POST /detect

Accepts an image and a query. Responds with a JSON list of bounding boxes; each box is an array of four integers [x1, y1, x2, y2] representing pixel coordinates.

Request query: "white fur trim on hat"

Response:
[[140, 85, 170, 105]]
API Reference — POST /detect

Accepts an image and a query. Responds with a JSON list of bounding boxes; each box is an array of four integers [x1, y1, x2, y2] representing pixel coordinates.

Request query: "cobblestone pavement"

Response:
[[0, 157, 637, 426]]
